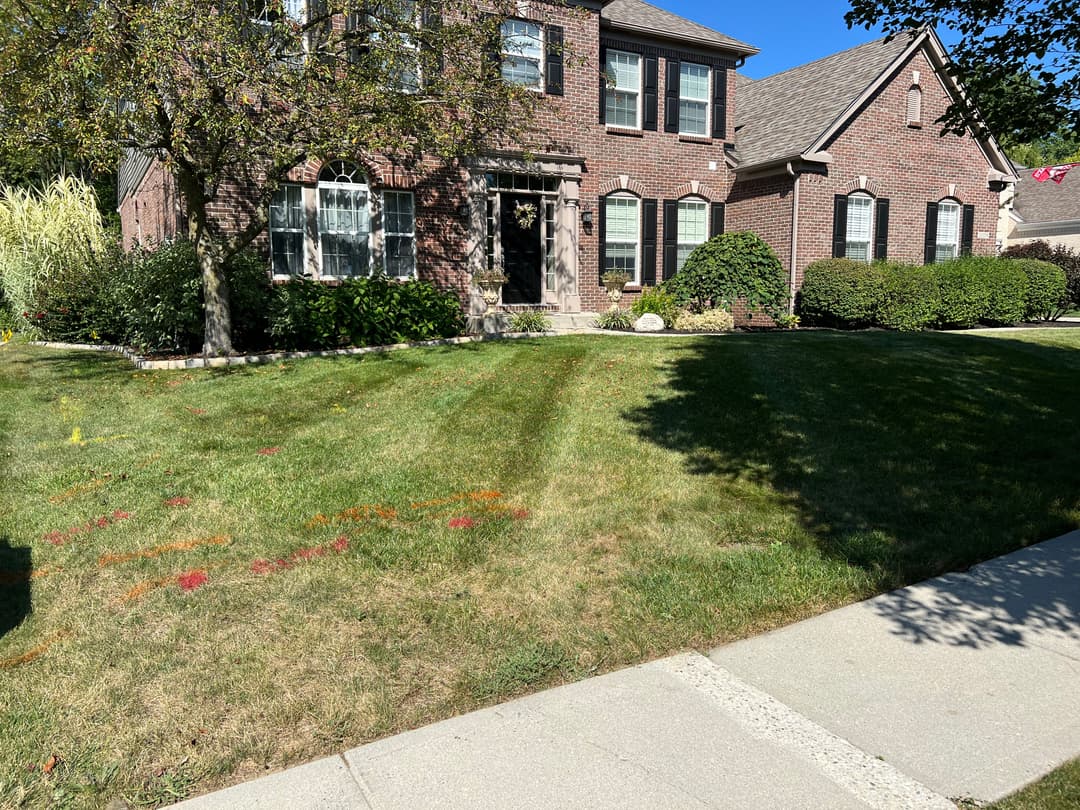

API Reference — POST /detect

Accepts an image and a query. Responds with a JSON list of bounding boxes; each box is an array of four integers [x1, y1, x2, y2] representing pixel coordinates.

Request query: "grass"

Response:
[[2, 329, 1080, 807], [984, 759, 1080, 809]]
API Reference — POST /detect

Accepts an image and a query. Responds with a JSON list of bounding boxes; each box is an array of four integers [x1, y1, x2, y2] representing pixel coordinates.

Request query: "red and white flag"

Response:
[[1032, 162, 1080, 184]]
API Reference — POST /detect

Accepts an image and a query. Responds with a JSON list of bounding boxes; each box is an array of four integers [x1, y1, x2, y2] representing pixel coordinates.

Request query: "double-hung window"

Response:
[[383, 191, 415, 278], [318, 162, 371, 277], [604, 195, 640, 283], [605, 50, 641, 129], [935, 200, 960, 262], [676, 199, 707, 272], [501, 20, 543, 89], [678, 63, 709, 136], [845, 192, 874, 262], [270, 184, 305, 277], [369, 0, 420, 91]]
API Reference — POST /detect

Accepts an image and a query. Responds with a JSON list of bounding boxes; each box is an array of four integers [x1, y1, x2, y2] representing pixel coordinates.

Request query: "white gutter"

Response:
[[787, 161, 799, 315]]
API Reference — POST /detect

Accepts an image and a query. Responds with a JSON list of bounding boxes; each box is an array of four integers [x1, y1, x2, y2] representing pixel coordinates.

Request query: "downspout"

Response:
[[786, 161, 799, 315]]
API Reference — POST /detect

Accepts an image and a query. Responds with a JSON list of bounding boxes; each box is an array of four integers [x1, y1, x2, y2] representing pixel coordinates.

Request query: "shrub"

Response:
[[117, 239, 205, 353], [933, 258, 991, 328], [630, 286, 680, 327], [663, 230, 788, 318], [32, 242, 129, 344], [878, 263, 939, 331], [1012, 258, 1068, 320], [507, 310, 552, 332], [267, 276, 464, 350], [593, 309, 635, 330], [1003, 240, 1080, 312], [225, 250, 274, 351], [798, 259, 886, 328], [673, 308, 735, 332], [978, 258, 1028, 325]]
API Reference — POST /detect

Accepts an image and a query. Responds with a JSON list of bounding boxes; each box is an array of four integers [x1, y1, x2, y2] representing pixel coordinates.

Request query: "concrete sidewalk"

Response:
[[173, 531, 1080, 809]]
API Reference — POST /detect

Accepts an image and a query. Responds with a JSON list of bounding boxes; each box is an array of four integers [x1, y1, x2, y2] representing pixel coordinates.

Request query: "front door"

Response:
[[500, 193, 542, 304]]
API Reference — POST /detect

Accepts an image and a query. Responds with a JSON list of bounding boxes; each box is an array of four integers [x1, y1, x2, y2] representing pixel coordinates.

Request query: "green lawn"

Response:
[[985, 759, 1080, 809], [2, 329, 1080, 807]]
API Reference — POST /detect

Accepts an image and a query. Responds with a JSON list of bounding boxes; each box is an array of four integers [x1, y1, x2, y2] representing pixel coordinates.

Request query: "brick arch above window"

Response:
[[599, 174, 647, 197], [842, 176, 883, 197], [672, 180, 716, 201], [299, 157, 385, 186], [940, 184, 963, 203]]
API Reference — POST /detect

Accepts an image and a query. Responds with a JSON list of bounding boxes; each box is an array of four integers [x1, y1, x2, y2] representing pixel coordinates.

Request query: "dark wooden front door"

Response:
[[500, 193, 542, 304]]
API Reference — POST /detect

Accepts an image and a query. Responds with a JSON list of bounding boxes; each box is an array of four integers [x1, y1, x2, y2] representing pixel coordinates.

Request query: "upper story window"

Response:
[[845, 192, 874, 262], [318, 161, 371, 278], [501, 20, 543, 89], [369, 0, 421, 91], [270, 184, 305, 277], [934, 199, 961, 262], [604, 193, 640, 283], [676, 198, 707, 271], [605, 50, 641, 129], [251, 0, 307, 67], [678, 63, 709, 136]]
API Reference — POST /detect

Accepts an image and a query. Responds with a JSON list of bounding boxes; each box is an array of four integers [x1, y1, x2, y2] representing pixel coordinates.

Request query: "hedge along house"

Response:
[[118, 4, 1014, 318]]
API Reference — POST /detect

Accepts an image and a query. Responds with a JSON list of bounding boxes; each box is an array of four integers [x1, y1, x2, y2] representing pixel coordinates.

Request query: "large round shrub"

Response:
[[933, 258, 991, 328], [798, 258, 886, 328], [979, 258, 1028, 325], [1012, 258, 1067, 320], [664, 230, 788, 318], [1003, 240, 1080, 314], [878, 263, 939, 331]]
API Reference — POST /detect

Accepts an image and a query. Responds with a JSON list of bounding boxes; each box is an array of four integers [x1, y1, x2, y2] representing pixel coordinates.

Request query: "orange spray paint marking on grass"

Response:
[[0, 631, 73, 670], [97, 535, 230, 567], [42, 510, 132, 546], [48, 475, 112, 505], [0, 566, 61, 585]]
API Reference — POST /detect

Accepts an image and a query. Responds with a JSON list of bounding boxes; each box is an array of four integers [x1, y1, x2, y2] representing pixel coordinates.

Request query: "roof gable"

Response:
[[600, 0, 757, 56]]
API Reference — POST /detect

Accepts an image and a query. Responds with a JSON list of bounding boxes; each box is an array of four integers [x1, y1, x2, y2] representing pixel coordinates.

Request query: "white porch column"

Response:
[[466, 171, 488, 315], [558, 178, 582, 313]]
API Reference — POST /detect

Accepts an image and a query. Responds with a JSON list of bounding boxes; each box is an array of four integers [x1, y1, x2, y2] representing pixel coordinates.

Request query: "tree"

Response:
[[0, 0, 556, 354], [845, 1, 1079, 144]]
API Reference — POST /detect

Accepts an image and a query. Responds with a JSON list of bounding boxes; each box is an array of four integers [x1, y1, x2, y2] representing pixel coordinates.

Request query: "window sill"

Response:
[[678, 134, 713, 144], [907, 122, 923, 129], [605, 126, 643, 137]]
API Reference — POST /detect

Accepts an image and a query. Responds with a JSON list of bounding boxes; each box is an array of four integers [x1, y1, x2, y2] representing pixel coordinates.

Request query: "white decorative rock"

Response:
[[634, 313, 665, 332]]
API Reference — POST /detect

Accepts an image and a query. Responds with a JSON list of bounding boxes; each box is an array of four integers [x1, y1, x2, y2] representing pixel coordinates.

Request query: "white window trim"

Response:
[[605, 49, 642, 131], [678, 62, 710, 137], [676, 197, 708, 272], [269, 183, 306, 279], [317, 177, 374, 279], [935, 199, 961, 263], [251, 0, 308, 66], [845, 191, 874, 263], [382, 190, 416, 279], [500, 19, 544, 92], [604, 193, 641, 285]]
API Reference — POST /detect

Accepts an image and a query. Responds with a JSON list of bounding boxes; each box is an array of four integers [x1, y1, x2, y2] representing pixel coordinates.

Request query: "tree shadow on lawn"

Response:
[[624, 330, 1080, 648], [0, 537, 31, 640]]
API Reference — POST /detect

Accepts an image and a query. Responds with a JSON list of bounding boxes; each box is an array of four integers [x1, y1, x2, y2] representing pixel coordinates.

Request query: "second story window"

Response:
[[678, 63, 709, 136], [605, 50, 641, 129], [501, 20, 543, 89]]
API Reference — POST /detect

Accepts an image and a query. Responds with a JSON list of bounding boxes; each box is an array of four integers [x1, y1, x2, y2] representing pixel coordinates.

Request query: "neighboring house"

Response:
[[118, 1, 1017, 316], [1004, 171, 1080, 251]]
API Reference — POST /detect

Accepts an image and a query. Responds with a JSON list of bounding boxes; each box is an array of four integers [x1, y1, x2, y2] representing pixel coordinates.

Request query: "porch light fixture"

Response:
[[580, 207, 593, 226], [457, 202, 471, 218]]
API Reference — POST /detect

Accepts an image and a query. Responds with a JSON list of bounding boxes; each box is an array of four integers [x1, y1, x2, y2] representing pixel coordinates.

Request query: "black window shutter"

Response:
[[597, 196, 606, 285], [643, 56, 658, 131], [874, 198, 889, 260], [960, 204, 975, 255], [712, 66, 727, 140], [662, 199, 678, 279], [832, 194, 848, 258], [642, 198, 658, 285], [598, 46, 607, 124], [710, 202, 725, 238], [664, 59, 680, 133], [924, 202, 939, 264], [544, 25, 564, 96]]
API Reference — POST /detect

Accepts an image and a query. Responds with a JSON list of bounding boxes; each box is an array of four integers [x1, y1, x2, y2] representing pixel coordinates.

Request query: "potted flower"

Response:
[[473, 264, 509, 315], [601, 269, 631, 310]]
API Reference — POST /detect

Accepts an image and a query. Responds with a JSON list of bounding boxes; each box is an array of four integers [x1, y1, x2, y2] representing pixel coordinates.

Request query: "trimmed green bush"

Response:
[[630, 285, 680, 328], [878, 263, 939, 332], [267, 276, 464, 350], [1013, 258, 1068, 320], [979, 258, 1028, 325], [1003, 240, 1080, 313], [933, 258, 991, 328], [664, 230, 788, 318], [798, 259, 886, 328]]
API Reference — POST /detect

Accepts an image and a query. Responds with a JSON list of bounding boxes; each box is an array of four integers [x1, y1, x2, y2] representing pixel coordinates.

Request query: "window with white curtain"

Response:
[[845, 192, 874, 262], [270, 184, 305, 277], [318, 161, 371, 277]]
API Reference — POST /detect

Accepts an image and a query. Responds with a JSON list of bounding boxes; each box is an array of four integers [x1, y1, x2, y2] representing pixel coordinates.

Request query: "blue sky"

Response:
[[653, 0, 960, 79]]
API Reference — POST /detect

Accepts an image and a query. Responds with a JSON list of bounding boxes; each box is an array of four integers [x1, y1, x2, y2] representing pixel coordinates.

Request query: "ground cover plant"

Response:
[[2, 330, 1080, 807]]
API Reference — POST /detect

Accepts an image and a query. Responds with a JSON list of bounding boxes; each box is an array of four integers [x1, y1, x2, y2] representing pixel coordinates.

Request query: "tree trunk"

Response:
[[197, 235, 234, 356]]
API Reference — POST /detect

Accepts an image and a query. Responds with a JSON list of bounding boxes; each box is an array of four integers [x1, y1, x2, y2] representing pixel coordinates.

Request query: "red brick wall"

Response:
[[120, 161, 181, 250]]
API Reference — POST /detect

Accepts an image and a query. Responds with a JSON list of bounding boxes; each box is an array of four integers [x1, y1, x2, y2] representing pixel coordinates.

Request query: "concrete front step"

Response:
[[466, 312, 600, 334]]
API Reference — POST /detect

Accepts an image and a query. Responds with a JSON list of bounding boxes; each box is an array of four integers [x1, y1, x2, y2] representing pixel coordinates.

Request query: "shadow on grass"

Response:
[[625, 330, 1080, 645], [0, 537, 31, 639]]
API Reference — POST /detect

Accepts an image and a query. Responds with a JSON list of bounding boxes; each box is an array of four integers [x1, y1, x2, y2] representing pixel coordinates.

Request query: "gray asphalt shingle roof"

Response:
[[1013, 173, 1080, 224], [600, 0, 758, 55], [733, 34, 915, 169]]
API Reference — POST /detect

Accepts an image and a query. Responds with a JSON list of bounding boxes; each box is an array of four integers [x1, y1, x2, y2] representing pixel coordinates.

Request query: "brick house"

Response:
[[118, 1, 1016, 317]]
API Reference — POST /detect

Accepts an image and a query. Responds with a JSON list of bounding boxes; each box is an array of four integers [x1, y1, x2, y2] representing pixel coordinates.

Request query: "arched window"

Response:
[[845, 191, 874, 262], [934, 198, 961, 262], [317, 161, 371, 277]]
